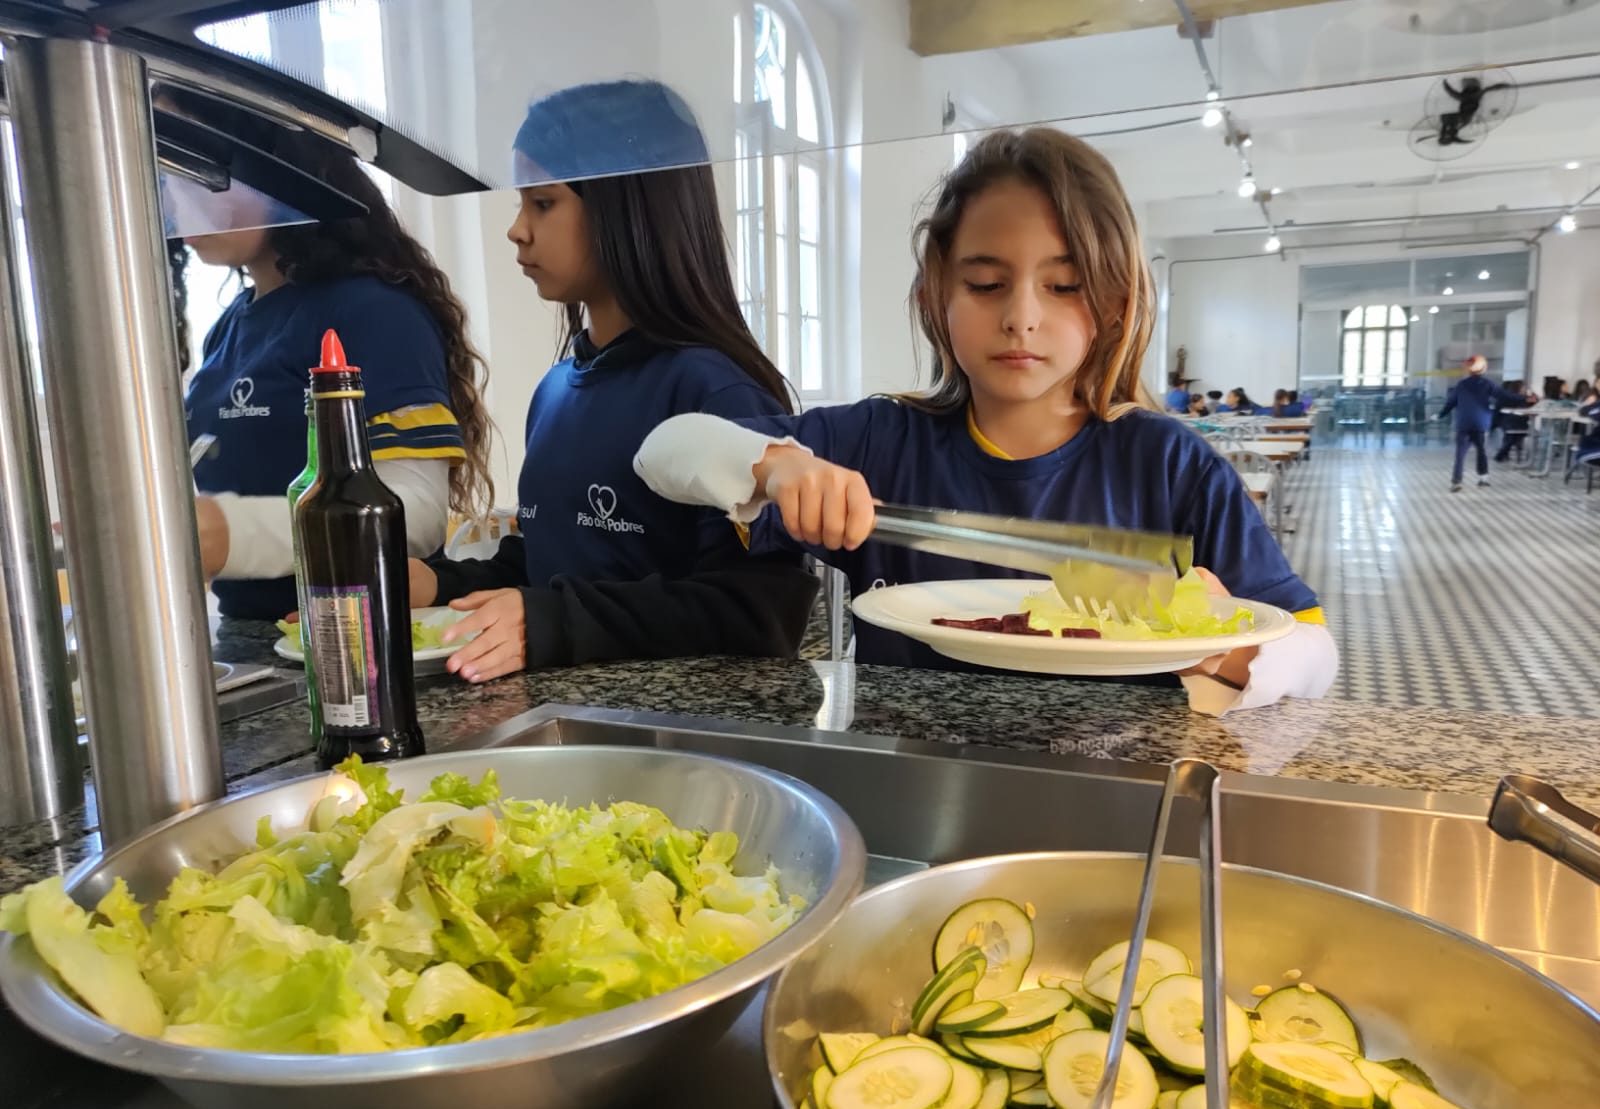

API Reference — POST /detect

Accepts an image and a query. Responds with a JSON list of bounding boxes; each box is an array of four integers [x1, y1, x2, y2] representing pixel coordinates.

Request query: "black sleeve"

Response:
[[427, 534, 530, 603], [1438, 387, 1457, 419], [515, 550, 819, 669]]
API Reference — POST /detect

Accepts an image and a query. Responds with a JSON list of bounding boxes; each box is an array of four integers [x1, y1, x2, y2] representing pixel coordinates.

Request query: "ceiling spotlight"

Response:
[[1428, 306, 1440, 314], [1559, 213, 1578, 233], [1442, 286, 1454, 296], [1270, 187, 1283, 196], [1206, 89, 1221, 102], [1238, 176, 1257, 198], [1240, 135, 1254, 149], [1202, 107, 1225, 128], [1409, 314, 1420, 322], [1264, 235, 1282, 253], [1566, 161, 1582, 170], [1478, 270, 1490, 280]]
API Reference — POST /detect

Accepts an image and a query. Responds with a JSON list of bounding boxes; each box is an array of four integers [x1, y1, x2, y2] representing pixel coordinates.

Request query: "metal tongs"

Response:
[[872, 504, 1192, 613], [1488, 775, 1600, 888], [1092, 759, 1229, 1109]]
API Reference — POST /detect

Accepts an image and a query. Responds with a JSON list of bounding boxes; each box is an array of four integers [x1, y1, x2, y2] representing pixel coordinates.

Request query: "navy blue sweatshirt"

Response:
[[427, 331, 816, 667], [1439, 374, 1532, 433]]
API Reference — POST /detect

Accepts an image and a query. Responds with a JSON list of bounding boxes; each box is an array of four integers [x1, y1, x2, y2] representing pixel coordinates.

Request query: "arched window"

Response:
[[1341, 304, 1409, 388], [734, 2, 831, 397]]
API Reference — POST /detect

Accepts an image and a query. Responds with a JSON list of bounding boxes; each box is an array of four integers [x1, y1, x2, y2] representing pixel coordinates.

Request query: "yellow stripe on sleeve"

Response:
[[1293, 607, 1326, 626], [367, 402, 460, 432], [371, 444, 467, 462]]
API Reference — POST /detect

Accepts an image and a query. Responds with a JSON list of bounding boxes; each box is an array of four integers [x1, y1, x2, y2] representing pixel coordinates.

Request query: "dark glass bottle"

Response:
[[287, 391, 322, 735], [292, 329, 424, 767]]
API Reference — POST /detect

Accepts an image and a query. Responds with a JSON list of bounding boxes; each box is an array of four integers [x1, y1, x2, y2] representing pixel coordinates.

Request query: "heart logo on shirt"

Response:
[[587, 484, 618, 520], [229, 377, 255, 408]]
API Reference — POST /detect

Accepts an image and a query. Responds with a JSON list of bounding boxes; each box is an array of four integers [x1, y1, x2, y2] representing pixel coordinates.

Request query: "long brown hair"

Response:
[[902, 128, 1156, 421], [165, 94, 494, 515]]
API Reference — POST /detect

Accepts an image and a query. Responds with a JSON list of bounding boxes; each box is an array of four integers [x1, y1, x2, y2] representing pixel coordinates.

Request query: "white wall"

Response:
[[1532, 230, 1600, 385], [1167, 254, 1301, 405]]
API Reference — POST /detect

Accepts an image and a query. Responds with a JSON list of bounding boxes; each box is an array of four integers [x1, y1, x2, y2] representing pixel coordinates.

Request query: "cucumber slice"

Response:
[[828, 1046, 953, 1109], [1237, 1042, 1374, 1108], [1375, 1060, 1437, 1093], [964, 1035, 1043, 1071], [1038, 974, 1072, 990], [1174, 1089, 1205, 1109], [1010, 1088, 1053, 1106], [1083, 940, 1191, 1009], [1156, 1093, 1183, 1109], [977, 1069, 1011, 1109], [1140, 973, 1252, 1075], [964, 989, 1073, 1036], [1387, 1084, 1464, 1109], [1252, 986, 1362, 1055], [857, 1034, 942, 1062], [939, 998, 1006, 1033], [1042, 1029, 1160, 1109], [943, 1058, 987, 1109], [1353, 1058, 1406, 1104], [1010, 1070, 1045, 1094], [935, 899, 1035, 1000], [820, 1033, 881, 1073], [812, 1066, 835, 1107], [943, 1032, 983, 1061], [915, 953, 986, 1034], [1054, 1008, 1093, 1034]]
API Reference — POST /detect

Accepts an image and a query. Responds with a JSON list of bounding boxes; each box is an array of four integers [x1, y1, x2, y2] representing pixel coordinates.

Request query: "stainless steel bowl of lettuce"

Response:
[[0, 747, 866, 1108]]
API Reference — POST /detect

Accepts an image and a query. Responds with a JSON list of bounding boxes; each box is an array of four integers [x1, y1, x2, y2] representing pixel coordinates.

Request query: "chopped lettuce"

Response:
[[1022, 568, 1254, 640], [0, 758, 802, 1053]]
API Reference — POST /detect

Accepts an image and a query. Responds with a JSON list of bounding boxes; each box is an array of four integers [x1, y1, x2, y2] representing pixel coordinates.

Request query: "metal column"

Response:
[[0, 121, 82, 827], [6, 36, 222, 844]]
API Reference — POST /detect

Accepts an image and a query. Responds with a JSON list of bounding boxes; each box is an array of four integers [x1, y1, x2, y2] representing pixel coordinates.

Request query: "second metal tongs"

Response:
[[871, 504, 1192, 614], [1092, 759, 1229, 1109]]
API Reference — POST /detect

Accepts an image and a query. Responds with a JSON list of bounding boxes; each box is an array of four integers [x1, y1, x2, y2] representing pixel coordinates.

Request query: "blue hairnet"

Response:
[[513, 79, 711, 184]]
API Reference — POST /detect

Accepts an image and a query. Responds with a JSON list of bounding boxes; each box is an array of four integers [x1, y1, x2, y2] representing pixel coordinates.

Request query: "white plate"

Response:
[[850, 578, 1297, 676], [273, 606, 473, 677]]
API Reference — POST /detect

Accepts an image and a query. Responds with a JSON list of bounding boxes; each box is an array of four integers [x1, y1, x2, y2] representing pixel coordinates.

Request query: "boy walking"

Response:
[[1438, 356, 1536, 491]]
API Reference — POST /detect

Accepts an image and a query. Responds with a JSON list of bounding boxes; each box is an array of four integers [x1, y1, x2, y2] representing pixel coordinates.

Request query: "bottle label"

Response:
[[306, 586, 378, 728]]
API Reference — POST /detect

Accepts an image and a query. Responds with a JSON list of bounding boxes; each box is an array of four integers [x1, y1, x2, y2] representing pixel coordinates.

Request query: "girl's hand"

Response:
[[194, 495, 228, 578], [442, 589, 526, 683], [409, 558, 439, 608], [1177, 566, 1260, 687], [752, 444, 876, 550]]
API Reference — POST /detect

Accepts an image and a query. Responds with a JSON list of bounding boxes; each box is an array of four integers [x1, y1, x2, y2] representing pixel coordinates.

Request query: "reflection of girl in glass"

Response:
[[413, 80, 816, 683], [176, 96, 493, 625]]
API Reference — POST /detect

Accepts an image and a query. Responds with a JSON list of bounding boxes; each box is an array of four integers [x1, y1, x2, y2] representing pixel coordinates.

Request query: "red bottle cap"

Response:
[[310, 329, 361, 375]]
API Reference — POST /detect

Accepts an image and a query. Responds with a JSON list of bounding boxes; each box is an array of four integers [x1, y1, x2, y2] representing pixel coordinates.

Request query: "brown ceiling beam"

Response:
[[909, 0, 1335, 56]]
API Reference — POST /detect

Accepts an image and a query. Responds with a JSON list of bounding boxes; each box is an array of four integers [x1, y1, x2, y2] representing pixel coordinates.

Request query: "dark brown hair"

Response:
[[166, 102, 494, 515], [557, 166, 794, 414], [901, 128, 1156, 420]]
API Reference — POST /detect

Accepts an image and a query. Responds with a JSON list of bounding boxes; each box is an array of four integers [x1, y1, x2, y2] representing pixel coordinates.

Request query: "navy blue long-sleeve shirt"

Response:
[[1439, 374, 1532, 433]]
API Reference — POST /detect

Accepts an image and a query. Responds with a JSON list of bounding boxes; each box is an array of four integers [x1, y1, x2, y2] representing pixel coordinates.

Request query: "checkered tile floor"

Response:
[[1284, 439, 1600, 718]]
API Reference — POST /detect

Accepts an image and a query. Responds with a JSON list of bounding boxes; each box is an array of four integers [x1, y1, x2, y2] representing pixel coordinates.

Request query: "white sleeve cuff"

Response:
[[634, 412, 807, 523], [1180, 622, 1339, 716], [213, 458, 452, 579]]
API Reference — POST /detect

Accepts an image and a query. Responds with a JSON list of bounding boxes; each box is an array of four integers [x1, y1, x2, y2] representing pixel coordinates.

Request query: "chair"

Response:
[[1225, 450, 1282, 536], [1377, 396, 1417, 444], [1333, 397, 1373, 443]]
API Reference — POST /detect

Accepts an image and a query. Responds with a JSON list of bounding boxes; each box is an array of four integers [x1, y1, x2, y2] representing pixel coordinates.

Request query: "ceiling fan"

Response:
[[1406, 69, 1519, 161]]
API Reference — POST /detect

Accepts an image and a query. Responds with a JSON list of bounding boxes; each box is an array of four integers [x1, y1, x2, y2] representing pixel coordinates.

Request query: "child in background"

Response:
[[413, 80, 817, 682], [1492, 379, 1531, 463], [638, 128, 1336, 715], [1439, 355, 1536, 492]]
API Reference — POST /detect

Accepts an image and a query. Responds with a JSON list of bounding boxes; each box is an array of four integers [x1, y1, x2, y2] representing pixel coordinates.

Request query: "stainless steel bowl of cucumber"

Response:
[[763, 853, 1600, 1109]]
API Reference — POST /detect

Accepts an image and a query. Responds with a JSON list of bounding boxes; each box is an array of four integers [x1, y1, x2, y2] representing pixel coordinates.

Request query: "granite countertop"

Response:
[[4, 636, 1597, 897]]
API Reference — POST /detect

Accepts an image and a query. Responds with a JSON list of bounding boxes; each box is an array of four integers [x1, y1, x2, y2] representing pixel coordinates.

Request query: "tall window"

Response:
[[734, 2, 831, 397], [1341, 304, 1409, 388]]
